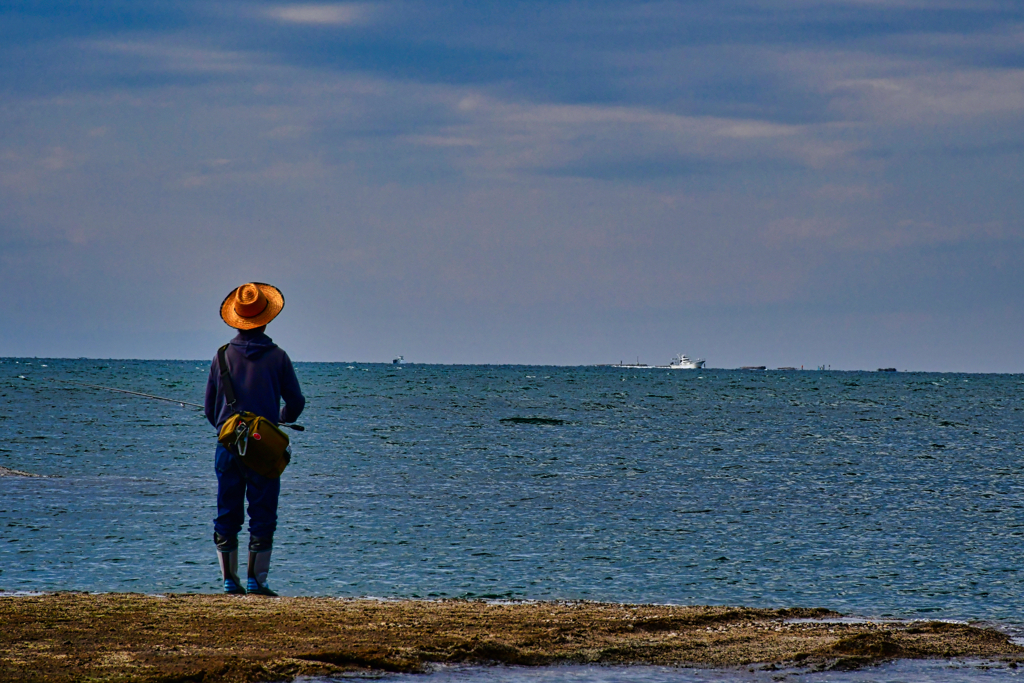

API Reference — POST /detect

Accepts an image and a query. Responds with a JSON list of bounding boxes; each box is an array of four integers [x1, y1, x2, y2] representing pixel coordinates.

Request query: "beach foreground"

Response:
[[2, 594, 1023, 682]]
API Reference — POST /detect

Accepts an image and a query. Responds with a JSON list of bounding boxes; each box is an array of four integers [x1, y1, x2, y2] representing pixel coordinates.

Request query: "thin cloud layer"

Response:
[[265, 3, 371, 26]]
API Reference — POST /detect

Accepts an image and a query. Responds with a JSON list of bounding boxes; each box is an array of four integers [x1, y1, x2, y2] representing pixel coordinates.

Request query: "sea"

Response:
[[2, 359, 1023, 682]]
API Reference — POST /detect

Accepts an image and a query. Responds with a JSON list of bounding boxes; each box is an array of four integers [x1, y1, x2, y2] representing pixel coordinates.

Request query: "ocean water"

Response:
[[2, 359, 1023, 671], [307, 660, 1024, 683]]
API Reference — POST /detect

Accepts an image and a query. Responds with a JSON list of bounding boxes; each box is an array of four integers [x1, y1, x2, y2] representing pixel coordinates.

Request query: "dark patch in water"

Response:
[[501, 417, 565, 426]]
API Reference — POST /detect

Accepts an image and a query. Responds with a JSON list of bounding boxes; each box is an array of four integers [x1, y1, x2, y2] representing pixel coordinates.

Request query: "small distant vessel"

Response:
[[609, 352, 705, 369], [877, 367, 896, 372], [662, 353, 705, 370], [609, 356, 648, 367], [392, 355, 405, 365], [741, 366, 767, 370]]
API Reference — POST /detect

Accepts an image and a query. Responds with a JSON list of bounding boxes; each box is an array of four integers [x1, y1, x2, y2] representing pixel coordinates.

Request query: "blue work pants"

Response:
[[213, 444, 280, 542]]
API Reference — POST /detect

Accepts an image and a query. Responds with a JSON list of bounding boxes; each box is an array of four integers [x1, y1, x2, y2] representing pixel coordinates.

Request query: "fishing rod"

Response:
[[26, 376, 305, 431], [50, 378, 206, 408]]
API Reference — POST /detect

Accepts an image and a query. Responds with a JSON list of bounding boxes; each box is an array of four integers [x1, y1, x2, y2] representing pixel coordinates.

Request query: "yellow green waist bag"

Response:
[[218, 411, 291, 479], [216, 345, 291, 479]]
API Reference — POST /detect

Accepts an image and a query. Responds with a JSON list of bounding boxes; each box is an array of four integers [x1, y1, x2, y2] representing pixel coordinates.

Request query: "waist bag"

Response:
[[216, 345, 291, 479]]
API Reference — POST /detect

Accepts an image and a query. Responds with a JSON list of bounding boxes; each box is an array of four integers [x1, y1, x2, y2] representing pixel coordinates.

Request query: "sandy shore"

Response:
[[1, 593, 1021, 682]]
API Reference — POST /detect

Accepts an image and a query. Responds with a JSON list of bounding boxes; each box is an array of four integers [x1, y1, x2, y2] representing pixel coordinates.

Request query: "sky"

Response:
[[1, 1, 1022, 371]]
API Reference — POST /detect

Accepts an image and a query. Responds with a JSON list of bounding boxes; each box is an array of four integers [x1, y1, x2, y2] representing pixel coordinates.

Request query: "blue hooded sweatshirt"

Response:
[[205, 329, 305, 430]]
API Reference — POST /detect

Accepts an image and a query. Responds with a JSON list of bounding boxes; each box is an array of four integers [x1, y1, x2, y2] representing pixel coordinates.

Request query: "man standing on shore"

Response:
[[204, 282, 305, 596]]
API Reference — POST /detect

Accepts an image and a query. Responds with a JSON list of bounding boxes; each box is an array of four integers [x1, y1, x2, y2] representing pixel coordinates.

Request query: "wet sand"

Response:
[[1, 593, 1021, 682]]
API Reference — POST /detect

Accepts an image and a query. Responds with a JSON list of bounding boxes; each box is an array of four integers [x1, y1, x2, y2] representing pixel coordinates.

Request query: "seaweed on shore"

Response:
[[1, 594, 1021, 683]]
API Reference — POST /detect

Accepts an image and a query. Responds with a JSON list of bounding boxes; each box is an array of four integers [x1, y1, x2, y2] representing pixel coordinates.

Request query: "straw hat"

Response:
[[220, 283, 285, 329]]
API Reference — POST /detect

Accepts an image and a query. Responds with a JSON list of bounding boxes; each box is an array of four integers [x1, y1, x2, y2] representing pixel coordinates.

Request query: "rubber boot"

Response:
[[214, 532, 245, 595], [246, 535, 277, 596]]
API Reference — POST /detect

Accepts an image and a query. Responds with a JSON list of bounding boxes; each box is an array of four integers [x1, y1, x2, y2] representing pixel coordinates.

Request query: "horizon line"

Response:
[[2, 357, 1019, 375]]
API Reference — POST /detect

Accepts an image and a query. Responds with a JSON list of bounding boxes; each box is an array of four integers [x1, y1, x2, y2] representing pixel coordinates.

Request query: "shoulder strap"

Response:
[[217, 344, 238, 410]]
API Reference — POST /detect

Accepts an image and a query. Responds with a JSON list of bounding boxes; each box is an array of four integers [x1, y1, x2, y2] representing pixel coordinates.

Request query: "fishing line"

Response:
[[16, 375, 305, 431], [51, 378, 206, 409]]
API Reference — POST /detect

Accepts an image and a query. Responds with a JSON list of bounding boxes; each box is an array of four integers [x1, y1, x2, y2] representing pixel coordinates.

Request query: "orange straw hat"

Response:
[[220, 283, 285, 329]]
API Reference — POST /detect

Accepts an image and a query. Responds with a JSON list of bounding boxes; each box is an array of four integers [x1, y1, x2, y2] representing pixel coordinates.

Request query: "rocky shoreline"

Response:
[[1, 593, 1021, 682], [0, 466, 43, 477]]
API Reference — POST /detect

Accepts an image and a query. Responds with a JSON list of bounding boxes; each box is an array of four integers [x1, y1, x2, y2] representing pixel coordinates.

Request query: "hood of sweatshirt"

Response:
[[230, 330, 279, 360]]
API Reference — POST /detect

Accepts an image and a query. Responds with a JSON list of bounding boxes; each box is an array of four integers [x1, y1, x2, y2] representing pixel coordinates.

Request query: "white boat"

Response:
[[662, 353, 705, 369], [392, 355, 405, 365]]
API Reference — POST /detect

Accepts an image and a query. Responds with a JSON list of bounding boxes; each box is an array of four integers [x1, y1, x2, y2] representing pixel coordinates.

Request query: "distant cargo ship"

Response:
[[609, 352, 706, 369]]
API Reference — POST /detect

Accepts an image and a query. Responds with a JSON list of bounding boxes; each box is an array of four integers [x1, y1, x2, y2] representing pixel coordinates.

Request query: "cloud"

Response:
[[809, 183, 889, 202], [261, 124, 313, 140], [891, 22, 1024, 58], [38, 147, 75, 171], [413, 93, 863, 178], [401, 135, 481, 147], [828, 68, 1024, 121], [86, 40, 257, 75], [763, 217, 847, 243], [0, 146, 82, 194], [264, 3, 370, 25], [762, 215, 1020, 251], [762, 0, 1008, 8]]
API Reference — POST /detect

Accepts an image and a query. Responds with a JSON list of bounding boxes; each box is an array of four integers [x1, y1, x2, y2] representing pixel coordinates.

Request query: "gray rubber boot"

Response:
[[214, 532, 245, 594], [246, 535, 277, 596]]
